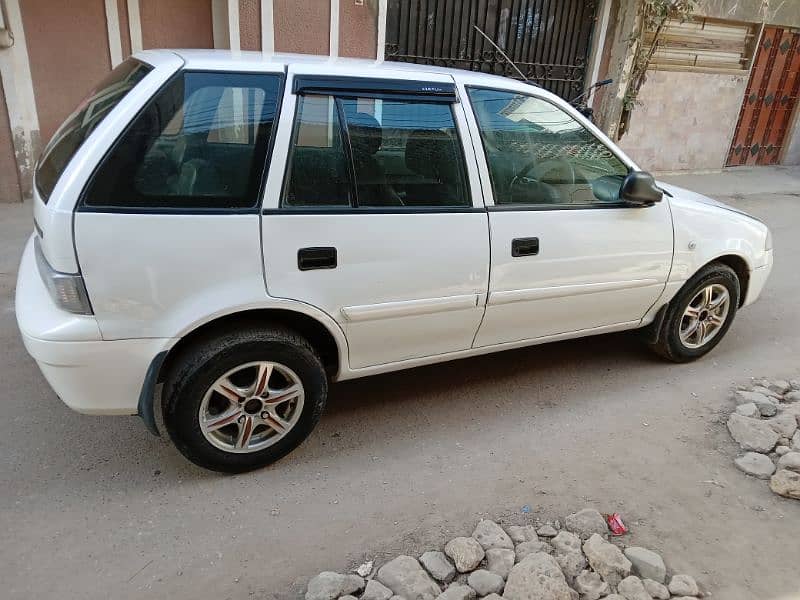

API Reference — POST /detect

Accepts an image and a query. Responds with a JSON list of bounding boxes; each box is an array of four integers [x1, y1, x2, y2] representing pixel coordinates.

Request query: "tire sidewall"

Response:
[[665, 267, 740, 360], [165, 337, 326, 472]]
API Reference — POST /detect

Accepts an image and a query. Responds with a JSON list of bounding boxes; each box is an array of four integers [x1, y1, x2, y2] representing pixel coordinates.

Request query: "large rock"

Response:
[[769, 469, 800, 499], [668, 574, 699, 597], [777, 451, 800, 473], [362, 579, 394, 600], [377, 556, 442, 600], [503, 553, 572, 600], [752, 385, 782, 400], [550, 531, 581, 555], [767, 413, 799, 438], [642, 578, 670, 599], [555, 551, 586, 585], [515, 541, 552, 562], [486, 548, 515, 580], [574, 570, 609, 600], [473, 520, 515, 550], [623, 547, 666, 583], [727, 413, 780, 453], [436, 584, 476, 600], [735, 402, 759, 417], [617, 576, 651, 600], [794, 430, 800, 450], [735, 390, 776, 405], [506, 525, 538, 544], [564, 508, 608, 540], [582, 534, 632, 587], [769, 379, 792, 394], [467, 569, 505, 596], [734, 452, 777, 479], [445, 537, 485, 573], [785, 390, 800, 403], [537, 525, 558, 538], [306, 572, 365, 600], [420, 551, 456, 583]]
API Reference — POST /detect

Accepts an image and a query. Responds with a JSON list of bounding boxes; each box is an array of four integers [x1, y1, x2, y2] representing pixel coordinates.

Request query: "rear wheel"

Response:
[[649, 263, 740, 362], [163, 326, 327, 472]]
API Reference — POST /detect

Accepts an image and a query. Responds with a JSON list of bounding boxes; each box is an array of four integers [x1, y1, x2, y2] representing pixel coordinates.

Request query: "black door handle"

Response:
[[511, 237, 539, 257], [298, 247, 337, 270]]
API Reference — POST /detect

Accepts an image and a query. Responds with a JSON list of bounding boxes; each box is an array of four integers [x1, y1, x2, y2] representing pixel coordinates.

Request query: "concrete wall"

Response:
[[618, 70, 748, 172], [0, 77, 21, 202], [21, 0, 111, 144], [140, 0, 214, 50], [698, 0, 800, 27], [274, 0, 331, 55]]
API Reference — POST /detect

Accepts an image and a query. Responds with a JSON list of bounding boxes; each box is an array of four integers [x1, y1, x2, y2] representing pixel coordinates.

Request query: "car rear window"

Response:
[[35, 58, 152, 203]]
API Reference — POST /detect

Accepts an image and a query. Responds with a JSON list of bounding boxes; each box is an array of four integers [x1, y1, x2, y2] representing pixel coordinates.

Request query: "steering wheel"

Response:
[[519, 157, 577, 185], [509, 157, 577, 203]]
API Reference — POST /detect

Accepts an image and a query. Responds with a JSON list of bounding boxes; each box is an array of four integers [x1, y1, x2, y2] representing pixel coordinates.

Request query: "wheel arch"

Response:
[[140, 305, 348, 436], [704, 254, 750, 307]]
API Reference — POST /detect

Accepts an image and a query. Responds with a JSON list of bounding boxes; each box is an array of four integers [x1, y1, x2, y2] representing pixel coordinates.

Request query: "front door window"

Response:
[[467, 88, 629, 207]]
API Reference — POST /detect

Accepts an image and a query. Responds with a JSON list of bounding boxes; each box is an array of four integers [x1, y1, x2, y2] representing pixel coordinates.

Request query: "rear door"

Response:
[[463, 84, 673, 347], [261, 68, 489, 369]]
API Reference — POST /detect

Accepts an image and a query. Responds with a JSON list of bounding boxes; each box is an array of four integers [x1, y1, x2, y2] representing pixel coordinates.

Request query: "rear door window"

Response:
[[83, 71, 282, 210], [36, 58, 152, 203], [283, 92, 470, 208]]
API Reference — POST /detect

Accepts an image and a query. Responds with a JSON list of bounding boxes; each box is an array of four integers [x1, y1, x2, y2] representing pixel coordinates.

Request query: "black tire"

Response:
[[163, 325, 327, 473], [649, 263, 740, 362]]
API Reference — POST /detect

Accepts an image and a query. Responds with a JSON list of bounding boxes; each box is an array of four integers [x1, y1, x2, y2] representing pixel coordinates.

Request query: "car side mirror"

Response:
[[619, 171, 663, 206]]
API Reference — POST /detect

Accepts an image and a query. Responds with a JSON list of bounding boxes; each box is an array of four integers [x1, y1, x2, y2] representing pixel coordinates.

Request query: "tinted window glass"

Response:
[[283, 95, 351, 207], [342, 98, 470, 207], [467, 88, 628, 206], [36, 59, 152, 203], [84, 71, 282, 209], [283, 93, 470, 208]]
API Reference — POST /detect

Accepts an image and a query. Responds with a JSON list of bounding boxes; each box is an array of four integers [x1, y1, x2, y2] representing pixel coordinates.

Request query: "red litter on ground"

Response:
[[606, 513, 627, 535]]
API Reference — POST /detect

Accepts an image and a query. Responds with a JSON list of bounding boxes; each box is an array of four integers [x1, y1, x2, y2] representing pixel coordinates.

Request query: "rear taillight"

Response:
[[34, 237, 93, 315]]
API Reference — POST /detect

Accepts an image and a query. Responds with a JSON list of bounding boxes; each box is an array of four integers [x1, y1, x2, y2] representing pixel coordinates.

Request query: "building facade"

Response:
[[0, 0, 798, 203]]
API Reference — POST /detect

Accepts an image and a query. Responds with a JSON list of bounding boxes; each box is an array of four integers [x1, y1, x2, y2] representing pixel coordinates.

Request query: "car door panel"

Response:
[[463, 85, 674, 347], [260, 70, 490, 370]]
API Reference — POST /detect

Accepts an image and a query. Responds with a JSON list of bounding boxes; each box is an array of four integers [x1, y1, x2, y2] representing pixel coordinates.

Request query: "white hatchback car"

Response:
[[17, 50, 773, 472]]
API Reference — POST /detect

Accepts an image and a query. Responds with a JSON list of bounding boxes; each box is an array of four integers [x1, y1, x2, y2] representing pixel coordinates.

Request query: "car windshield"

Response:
[[35, 58, 153, 203]]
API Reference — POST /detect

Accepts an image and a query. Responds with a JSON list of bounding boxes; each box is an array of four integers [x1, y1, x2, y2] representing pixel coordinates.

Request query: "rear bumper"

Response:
[[16, 236, 173, 415], [743, 249, 773, 307]]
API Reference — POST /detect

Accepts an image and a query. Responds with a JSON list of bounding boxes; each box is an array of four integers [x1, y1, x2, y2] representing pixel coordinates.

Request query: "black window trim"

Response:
[[77, 68, 286, 215], [293, 75, 458, 103], [278, 88, 475, 214], [464, 84, 636, 212]]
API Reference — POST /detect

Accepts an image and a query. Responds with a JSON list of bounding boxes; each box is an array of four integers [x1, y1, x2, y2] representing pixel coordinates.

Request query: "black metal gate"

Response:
[[385, 0, 598, 100]]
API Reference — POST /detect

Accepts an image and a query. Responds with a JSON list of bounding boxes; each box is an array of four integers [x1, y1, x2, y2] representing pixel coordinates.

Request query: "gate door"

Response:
[[727, 26, 800, 166], [384, 0, 598, 101]]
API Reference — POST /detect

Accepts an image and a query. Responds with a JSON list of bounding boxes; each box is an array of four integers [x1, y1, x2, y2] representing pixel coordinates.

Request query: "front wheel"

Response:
[[648, 263, 740, 362], [163, 326, 327, 472]]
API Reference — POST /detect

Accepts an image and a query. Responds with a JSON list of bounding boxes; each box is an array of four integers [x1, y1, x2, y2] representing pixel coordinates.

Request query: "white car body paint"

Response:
[[16, 50, 773, 420]]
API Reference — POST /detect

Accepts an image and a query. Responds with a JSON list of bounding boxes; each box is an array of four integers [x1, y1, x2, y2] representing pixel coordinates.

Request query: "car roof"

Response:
[[137, 48, 534, 89]]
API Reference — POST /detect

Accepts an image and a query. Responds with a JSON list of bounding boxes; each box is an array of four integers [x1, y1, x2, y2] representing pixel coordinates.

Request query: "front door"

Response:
[[261, 70, 489, 369], [464, 85, 673, 347], [727, 26, 800, 166]]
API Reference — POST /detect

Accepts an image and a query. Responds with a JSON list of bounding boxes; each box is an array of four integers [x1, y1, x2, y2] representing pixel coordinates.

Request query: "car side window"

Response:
[[466, 87, 629, 207], [283, 93, 470, 208], [83, 71, 282, 210]]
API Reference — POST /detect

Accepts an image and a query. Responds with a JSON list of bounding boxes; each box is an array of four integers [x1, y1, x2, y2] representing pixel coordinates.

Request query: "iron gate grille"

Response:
[[385, 0, 598, 100]]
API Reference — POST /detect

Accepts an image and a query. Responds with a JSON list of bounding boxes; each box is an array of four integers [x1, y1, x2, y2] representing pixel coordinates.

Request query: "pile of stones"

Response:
[[305, 509, 704, 600], [727, 378, 800, 500]]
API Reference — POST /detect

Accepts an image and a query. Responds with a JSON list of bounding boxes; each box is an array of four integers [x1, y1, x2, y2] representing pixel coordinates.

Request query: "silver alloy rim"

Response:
[[199, 361, 304, 454], [679, 283, 730, 349]]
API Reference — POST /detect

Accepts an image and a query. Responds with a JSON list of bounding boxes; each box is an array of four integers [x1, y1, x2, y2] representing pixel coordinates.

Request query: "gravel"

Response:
[[305, 510, 705, 600], [725, 377, 800, 500]]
